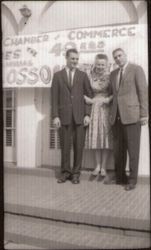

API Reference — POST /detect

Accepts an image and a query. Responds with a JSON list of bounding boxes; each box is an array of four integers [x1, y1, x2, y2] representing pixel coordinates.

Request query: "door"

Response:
[[3, 89, 16, 163], [42, 89, 61, 166]]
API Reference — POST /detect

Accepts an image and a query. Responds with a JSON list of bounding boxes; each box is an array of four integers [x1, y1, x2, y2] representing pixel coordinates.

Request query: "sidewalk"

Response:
[[4, 166, 151, 249]]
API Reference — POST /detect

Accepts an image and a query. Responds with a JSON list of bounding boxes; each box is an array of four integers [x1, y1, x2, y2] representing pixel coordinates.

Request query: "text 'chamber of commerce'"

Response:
[[3, 24, 148, 88]]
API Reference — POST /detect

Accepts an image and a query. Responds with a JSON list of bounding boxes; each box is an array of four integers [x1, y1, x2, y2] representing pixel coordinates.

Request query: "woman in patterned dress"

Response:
[[84, 54, 113, 180]]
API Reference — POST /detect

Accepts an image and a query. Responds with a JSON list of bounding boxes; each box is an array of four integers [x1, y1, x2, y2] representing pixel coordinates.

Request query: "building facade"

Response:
[[2, 1, 149, 176]]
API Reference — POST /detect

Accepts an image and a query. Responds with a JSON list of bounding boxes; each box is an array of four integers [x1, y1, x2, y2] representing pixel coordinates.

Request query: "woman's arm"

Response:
[[102, 95, 113, 104], [84, 95, 105, 106], [84, 95, 94, 104]]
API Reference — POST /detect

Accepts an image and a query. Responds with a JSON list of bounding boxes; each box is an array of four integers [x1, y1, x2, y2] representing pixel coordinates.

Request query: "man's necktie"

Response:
[[119, 68, 123, 88], [68, 69, 72, 89]]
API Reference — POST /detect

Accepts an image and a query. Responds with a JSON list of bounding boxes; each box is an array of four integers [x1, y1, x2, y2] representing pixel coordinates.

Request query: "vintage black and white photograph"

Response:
[[2, 1, 150, 249]]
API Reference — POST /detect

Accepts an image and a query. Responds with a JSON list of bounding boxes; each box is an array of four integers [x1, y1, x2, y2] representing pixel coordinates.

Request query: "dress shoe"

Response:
[[57, 173, 71, 183], [72, 176, 80, 184], [124, 183, 136, 191], [57, 178, 66, 183]]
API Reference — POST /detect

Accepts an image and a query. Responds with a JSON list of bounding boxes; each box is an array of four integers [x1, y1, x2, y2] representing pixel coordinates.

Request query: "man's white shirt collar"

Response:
[[65, 66, 76, 73], [119, 62, 129, 73], [65, 67, 76, 84]]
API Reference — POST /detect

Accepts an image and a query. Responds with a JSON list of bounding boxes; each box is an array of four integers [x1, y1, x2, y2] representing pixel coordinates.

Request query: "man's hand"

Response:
[[53, 117, 61, 128], [84, 115, 90, 126], [140, 117, 148, 126]]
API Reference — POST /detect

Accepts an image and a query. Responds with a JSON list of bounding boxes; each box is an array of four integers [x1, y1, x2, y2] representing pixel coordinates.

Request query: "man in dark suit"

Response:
[[51, 48, 93, 184], [109, 48, 148, 191]]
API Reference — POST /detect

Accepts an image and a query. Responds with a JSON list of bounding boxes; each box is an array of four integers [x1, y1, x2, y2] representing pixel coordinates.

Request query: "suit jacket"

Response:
[[109, 63, 148, 125], [51, 68, 94, 125]]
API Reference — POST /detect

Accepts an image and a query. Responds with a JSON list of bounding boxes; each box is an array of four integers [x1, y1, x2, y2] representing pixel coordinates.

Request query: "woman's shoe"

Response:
[[92, 166, 100, 176], [100, 168, 107, 177]]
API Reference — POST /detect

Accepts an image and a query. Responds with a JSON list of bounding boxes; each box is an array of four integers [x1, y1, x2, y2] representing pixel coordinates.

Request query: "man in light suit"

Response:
[[51, 49, 93, 184], [109, 48, 148, 190]]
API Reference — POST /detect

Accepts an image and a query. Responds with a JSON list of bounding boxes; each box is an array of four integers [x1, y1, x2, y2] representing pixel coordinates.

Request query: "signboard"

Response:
[[3, 24, 148, 87]]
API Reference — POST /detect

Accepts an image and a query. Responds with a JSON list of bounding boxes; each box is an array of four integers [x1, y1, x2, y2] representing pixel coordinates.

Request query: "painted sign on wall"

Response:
[[3, 24, 148, 87]]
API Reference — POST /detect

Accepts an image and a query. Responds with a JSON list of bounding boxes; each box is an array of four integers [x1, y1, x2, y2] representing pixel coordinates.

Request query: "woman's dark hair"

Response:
[[95, 54, 108, 61]]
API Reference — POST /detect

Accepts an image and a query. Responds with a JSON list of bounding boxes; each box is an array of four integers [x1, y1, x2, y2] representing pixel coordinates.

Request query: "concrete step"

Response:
[[5, 241, 45, 249], [5, 213, 150, 249]]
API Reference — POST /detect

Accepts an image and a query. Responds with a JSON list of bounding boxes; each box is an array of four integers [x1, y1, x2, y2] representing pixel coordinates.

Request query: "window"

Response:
[[3, 89, 16, 147], [49, 115, 73, 150], [49, 108, 61, 149]]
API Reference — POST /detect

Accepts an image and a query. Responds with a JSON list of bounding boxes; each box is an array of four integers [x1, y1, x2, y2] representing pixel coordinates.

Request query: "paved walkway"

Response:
[[5, 168, 150, 230], [4, 167, 151, 249]]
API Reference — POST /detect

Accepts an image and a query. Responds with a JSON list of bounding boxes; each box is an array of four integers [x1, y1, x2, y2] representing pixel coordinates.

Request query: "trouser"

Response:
[[59, 118, 85, 177], [112, 114, 141, 184]]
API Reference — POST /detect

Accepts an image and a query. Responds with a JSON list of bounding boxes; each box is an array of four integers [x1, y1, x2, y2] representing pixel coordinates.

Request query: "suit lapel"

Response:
[[112, 63, 132, 93], [122, 63, 131, 82], [118, 63, 132, 93], [112, 69, 119, 93], [61, 68, 80, 92], [62, 68, 71, 92]]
